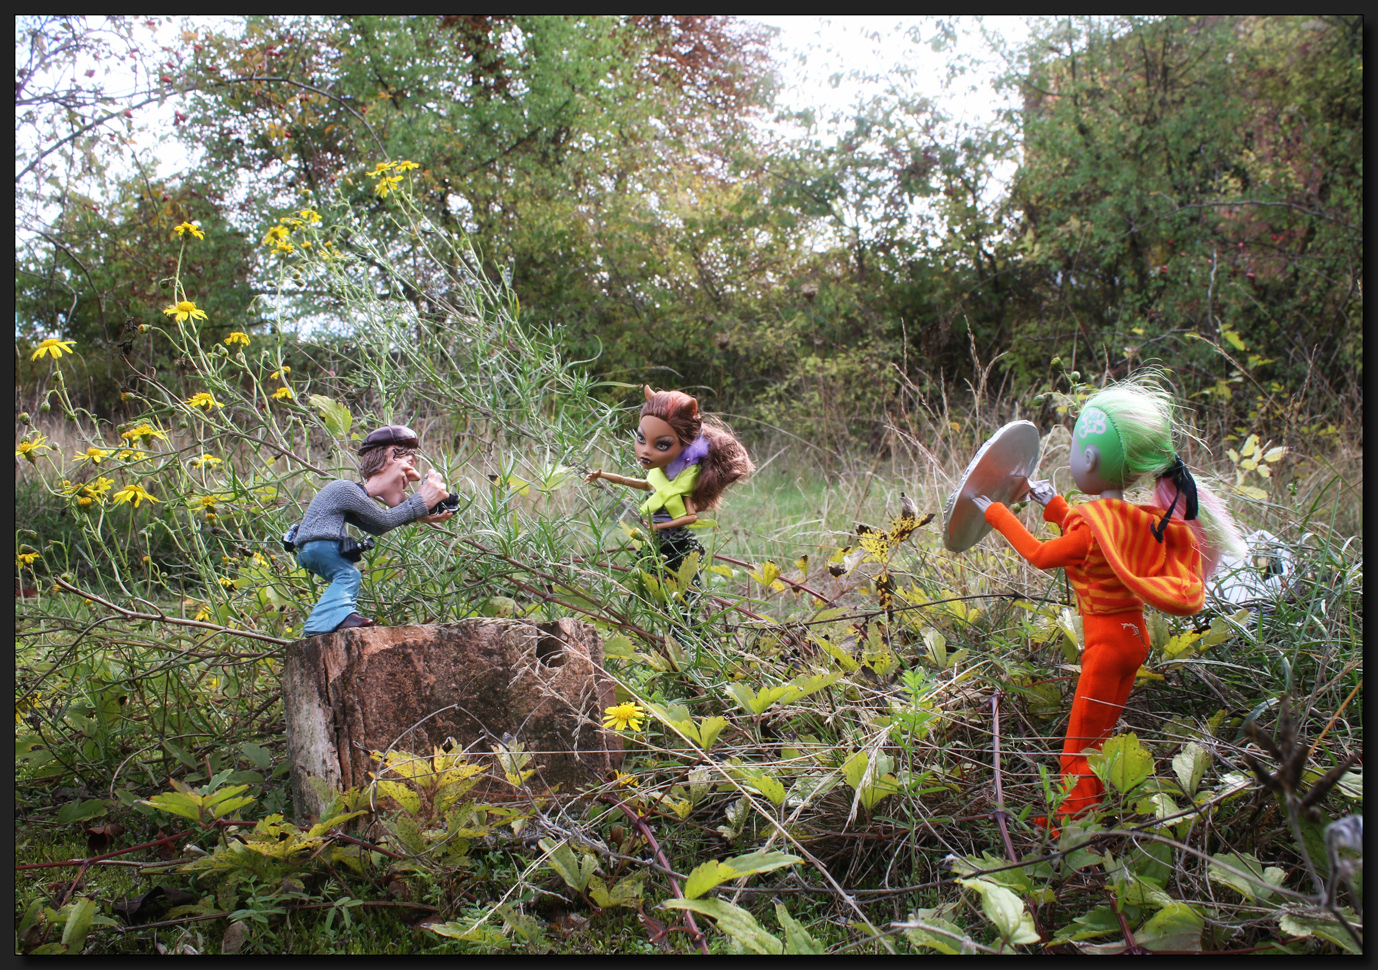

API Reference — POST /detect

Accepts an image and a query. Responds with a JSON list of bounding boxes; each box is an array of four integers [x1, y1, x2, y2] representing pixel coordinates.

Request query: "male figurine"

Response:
[[293, 425, 451, 635]]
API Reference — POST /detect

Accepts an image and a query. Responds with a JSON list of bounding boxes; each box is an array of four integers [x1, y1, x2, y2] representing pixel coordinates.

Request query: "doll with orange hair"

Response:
[[973, 377, 1244, 823], [586, 386, 754, 579]]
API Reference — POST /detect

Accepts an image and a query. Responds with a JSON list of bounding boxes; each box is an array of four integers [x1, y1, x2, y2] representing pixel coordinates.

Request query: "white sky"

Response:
[[750, 16, 1029, 132]]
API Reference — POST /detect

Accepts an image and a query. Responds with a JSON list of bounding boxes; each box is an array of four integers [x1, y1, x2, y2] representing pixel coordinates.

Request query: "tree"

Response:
[[1002, 16, 1362, 423]]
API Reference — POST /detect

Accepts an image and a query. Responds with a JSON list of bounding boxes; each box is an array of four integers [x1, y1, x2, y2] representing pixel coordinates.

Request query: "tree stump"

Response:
[[283, 617, 623, 819]]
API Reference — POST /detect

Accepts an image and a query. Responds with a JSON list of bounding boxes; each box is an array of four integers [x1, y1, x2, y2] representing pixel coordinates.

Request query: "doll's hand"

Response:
[[417, 510, 453, 527], [419, 470, 447, 508], [1026, 478, 1056, 506], [970, 494, 994, 512], [584, 469, 602, 484]]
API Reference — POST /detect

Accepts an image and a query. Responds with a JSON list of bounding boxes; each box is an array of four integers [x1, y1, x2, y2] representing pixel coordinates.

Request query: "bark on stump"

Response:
[[283, 617, 623, 820]]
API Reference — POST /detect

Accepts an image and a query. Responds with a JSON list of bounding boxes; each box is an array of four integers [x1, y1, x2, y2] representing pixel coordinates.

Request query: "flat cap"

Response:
[[358, 424, 420, 453]]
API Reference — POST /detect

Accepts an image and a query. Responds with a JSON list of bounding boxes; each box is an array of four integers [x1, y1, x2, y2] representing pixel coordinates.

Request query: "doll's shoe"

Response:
[[336, 613, 375, 631]]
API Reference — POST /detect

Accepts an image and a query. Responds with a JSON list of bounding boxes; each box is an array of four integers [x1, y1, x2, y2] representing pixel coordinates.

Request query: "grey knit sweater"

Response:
[[294, 479, 429, 546]]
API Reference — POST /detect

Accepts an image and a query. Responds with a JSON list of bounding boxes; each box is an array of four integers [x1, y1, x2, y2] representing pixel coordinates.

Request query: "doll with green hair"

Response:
[[973, 375, 1244, 824]]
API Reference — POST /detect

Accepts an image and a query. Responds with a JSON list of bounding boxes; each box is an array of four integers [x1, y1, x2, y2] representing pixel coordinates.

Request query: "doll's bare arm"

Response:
[[585, 469, 653, 491], [652, 496, 698, 530]]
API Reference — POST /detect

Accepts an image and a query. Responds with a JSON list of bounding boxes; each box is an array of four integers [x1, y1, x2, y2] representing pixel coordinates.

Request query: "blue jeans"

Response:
[[296, 540, 362, 635]]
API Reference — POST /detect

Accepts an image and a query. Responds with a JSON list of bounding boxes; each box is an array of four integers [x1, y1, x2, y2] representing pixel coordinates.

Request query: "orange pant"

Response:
[[1058, 611, 1149, 818]]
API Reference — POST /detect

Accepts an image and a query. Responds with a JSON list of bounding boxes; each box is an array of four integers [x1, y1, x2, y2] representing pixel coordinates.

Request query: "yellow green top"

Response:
[[638, 465, 700, 519]]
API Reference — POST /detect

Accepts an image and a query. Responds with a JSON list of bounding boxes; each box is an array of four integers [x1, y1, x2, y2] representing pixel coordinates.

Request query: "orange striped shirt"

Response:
[[985, 496, 1143, 615]]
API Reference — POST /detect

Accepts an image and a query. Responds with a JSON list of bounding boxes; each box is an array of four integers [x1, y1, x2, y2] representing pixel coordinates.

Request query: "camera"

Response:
[[430, 492, 461, 516], [281, 523, 300, 553], [339, 535, 376, 563]]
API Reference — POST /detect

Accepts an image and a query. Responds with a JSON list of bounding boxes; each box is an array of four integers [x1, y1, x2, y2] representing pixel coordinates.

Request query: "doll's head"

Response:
[[1070, 384, 1175, 495], [1072, 375, 1243, 576], [640, 386, 753, 510]]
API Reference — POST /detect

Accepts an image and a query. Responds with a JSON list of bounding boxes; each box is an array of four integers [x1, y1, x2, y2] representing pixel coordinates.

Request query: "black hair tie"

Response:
[[1151, 455, 1199, 542]]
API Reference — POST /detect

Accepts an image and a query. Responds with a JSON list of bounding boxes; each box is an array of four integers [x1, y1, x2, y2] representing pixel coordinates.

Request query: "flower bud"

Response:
[[18, 412, 30, 424], [138, 324, 150, 333], [40, 403, 51, 413]]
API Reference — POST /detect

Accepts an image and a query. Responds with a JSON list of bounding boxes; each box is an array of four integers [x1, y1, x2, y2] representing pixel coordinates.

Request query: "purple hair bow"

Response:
[[665, 435, 709, 481]]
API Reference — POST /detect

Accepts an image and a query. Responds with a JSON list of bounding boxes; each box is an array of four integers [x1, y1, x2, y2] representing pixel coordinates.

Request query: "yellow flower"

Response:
[[219, 577, 236, 589], [252, 552, 270, 567], [117, 449, 144, 461], [264, 225, 291, 247], [173, 221, 205, 240], [16, 692, 42, 723], [602, 702, 646, 733], [269, 366, 291, 380], [163, 300, 208, 324], [121, 424, 168, 444], [186, 391, 222, 411], [272, 386, 294, 400], [394, 160, 419, 173], [189, 454, 222, 469], [366, 160, 395, 177], [224, 332, 251, 347], [613, 770, 639, 788], [15, 435, 49, 463], [31, 338, 77, 360], [374, 174, 404, 197], [75, 446, 111, 464], [299, 208, 322, 223], [112, 483, 159, 508], [17, 552, 40, 567], [86, 477, 114, 501]]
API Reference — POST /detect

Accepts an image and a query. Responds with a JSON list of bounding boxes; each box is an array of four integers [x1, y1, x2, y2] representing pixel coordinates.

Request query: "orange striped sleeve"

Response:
[[985, 502, 1092, 569]]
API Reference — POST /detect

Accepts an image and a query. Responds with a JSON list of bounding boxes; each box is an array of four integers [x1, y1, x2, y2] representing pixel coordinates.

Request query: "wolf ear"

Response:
[[643, 385, 655, 402]]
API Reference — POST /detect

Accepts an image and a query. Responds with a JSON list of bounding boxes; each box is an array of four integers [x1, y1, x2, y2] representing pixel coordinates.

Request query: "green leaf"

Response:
[[1059, 817, 1106, 872], [683, 850, 801, 899], [375, 780, 421, 815], [902, 911, 970, 954], [745, 773, 786, 806], [307, 394, 352, 437], [424, 920, 510, 947], [1222, 328, 1246, 351], [139, 791, 204, 823], [1052, 904, 1120, 942], [697, 716, 729, 750], [61, 898, 97, 950], [538, 838, 597, 893], [775, 902, 825, 954], [1172, 741, 1210, 796], [1134, 902, 1203, 952], [1088, 733, 1154, 795], [588, 873, 643, 909], [1279, 910, 1362, 954], [56, 798, 108, 825], [602, 634, 635, 659], [662, 898, 783, 954], [673, 550, 701, 595], [1208, 852, 1285, 902], [683, 860, 739, 900], [958, 878, 1039, 945]]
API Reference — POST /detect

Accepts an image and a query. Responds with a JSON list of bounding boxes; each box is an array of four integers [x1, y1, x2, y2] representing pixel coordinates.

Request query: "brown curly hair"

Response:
[[359, 445, 416, 482], [641, 386, 753, 511]]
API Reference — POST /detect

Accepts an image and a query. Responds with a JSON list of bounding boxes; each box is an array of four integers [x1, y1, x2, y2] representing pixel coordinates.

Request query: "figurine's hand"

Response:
[[970, 494, 994, 513], [584, 469, 602, 484], [419, 470, 447, 508], [1026, 478, 1056, 506], [417, 510, 453, 526]]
